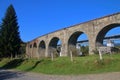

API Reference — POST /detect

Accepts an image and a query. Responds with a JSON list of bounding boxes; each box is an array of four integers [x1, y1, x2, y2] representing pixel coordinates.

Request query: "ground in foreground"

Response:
[[0, 69, 120, 80]]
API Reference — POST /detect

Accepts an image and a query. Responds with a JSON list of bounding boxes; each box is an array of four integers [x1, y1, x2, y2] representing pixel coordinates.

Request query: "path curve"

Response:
[[0, 69, 120, 80]]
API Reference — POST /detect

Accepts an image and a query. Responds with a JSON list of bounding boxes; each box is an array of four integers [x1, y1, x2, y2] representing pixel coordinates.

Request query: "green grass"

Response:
[[0, 54, 120, 75]]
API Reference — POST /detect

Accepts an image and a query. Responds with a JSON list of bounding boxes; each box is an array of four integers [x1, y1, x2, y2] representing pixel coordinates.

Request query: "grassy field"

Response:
[[0, 54, 120, 75]]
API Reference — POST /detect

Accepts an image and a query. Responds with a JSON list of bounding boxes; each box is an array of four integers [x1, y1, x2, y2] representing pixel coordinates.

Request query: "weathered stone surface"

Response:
[[26, 12, 120, 58]]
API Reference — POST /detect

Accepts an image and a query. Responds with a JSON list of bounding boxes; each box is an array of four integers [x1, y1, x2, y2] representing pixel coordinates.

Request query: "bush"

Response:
[[112, 47, 120, 53], [81, 46, 89, 55]]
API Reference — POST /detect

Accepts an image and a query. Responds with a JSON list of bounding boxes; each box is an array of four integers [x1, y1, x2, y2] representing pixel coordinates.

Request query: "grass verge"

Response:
[[0, 54, 120, 75]]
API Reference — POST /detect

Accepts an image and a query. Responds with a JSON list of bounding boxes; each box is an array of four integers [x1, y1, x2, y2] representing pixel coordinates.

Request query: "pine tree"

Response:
[[0, 4, 21, 58]]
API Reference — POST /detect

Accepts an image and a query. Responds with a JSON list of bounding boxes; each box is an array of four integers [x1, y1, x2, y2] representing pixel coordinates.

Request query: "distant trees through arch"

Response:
[[68, 31, 89, 56]]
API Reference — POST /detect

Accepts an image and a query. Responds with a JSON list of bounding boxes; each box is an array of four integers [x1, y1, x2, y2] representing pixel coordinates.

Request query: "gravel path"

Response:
[[0, 69, 120, 80]]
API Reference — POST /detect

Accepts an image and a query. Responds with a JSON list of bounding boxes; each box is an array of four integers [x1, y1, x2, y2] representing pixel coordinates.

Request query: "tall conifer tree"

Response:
[[0, 4, 21, 57]]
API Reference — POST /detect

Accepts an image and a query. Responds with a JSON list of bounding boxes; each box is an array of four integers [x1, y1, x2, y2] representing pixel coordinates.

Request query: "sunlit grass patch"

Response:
[[0, 53, 120, 75]]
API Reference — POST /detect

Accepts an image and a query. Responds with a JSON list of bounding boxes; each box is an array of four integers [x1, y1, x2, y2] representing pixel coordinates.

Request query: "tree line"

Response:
[[0, 4, 25, 58]]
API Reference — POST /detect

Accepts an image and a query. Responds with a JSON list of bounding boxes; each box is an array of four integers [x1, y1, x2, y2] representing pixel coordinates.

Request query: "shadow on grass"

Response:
[[0, 69, 24, 80], [1, 59, 25, 69], [25, 59, 44, 71]]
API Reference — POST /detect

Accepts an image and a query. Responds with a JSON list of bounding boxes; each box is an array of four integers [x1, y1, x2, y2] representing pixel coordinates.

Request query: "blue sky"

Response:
[[0, 0, 120, 42]]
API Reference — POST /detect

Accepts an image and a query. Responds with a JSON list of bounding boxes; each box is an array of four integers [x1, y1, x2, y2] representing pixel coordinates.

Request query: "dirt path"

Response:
[[0, 69, 120, 80]]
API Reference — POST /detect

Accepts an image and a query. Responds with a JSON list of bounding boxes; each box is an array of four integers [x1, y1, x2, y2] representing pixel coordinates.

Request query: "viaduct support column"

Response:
[[88, 23, 96, 55], [89, 39, 96, 54], [45, 43, 49, 57], [61, 42, 68, 56], [60, 29, 68, 56]]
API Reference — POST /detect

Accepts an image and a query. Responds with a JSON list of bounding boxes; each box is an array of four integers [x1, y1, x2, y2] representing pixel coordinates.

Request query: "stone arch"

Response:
[[26, 43, 33, 58], [33, 42, 37, 57], [48, 37, 62, 57], [30, 44, 32, 48], [96, 23, 120, 47], [33, 42, 37, 48], [38, 40, 46, 57], [29, 44, 33, 57], [68, 31, 89, 56]]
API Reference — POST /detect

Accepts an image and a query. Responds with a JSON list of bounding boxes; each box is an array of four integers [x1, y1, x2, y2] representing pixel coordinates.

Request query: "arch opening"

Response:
[[68, 31, 89, 56], [33, 43, 37, 48], [48, 37, 62, 57], [33, 42, 37, 57], [96, 24, 120, 53], [29, 44, 32, 48], [38, 40, 46, 57]]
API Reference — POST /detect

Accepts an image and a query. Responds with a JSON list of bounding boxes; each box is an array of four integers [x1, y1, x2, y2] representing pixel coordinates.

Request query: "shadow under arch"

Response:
[[38, 40, 46, 58], [32, 42, 37, 57], [29, 44, 32, 48], [96, 23, 120, 47], [33, 42, 37, 48], [68, 31, 89, 56], [48, 37, 62, 57]]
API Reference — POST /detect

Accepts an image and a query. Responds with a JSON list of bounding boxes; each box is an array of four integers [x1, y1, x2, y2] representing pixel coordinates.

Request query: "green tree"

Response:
[[0, 4, 21, 58]]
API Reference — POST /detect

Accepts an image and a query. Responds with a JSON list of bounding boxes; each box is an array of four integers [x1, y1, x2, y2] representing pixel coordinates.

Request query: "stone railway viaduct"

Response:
[[26, 12, 120, 58]]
